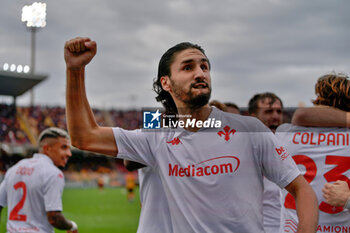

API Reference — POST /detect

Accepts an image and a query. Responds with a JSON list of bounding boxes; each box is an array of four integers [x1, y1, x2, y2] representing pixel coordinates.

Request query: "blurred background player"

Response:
[[125, 171, 136, 202], [248, 92, 283, 133], [224, 102, 240, 114], [209, 100, 241, 114], [0, 127, 78, 233], [248, 92, 284, 233], [277, 73, 350, 232], [209, 99, 227, 111]]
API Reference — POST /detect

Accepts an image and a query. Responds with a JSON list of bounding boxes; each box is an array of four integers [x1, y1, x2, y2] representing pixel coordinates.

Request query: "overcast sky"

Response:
[[1, 0, 349, 110]]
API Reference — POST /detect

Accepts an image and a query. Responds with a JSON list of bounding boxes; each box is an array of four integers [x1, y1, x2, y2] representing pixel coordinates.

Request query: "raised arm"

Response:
[[64, 37, 117, 156], [285, 175, 319, 233], [47, 211, 78, 233], [292, 106, 350, 127]]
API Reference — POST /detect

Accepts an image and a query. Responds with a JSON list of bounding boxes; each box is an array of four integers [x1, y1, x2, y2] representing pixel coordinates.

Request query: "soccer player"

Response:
[[124, 160, 173, 233], [125, 171, 136, 202], [0, 127, 78, 233], [64, 37, 318, 232], [248, 92, 284, 233], [248, 92, 283, 133], [224, 102, 241, 114], [277, 73, 350, 232]]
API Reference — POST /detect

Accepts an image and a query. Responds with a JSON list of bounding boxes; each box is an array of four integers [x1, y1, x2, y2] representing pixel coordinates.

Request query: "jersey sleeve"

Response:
[[113, 127, 156, 168], [0, 176, 7, 207], [43, 169, 64, 212], [254, 126, 300, 189]]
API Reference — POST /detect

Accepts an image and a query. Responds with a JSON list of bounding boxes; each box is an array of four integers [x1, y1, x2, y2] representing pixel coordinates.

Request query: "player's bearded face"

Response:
[[170, 77, 211, 109], [167, 48, 211, 109]]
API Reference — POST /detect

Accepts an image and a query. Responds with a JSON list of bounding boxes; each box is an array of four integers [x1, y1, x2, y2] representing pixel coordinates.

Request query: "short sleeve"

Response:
[[113, 127, 156, 168], [254, 129, 300, 188]]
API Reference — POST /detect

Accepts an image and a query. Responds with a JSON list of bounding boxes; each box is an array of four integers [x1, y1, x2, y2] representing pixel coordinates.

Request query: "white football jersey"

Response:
[[137, 167, 172, 233], [277, 124, 350, 233], [0, 153, 64, 233], [114, 107, 300, 233], [263, 177, 282, 233]]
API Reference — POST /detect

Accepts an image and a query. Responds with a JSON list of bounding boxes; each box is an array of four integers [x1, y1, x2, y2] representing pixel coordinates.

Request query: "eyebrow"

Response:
[[181, 58, 209, 65]]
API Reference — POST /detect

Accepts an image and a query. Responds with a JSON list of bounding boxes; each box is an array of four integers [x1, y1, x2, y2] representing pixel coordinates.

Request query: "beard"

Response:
[[171, 79, 211, 109], [185, 89, 211, 109]]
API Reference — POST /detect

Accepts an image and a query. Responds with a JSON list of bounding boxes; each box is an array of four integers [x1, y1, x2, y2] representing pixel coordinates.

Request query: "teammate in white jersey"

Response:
[[277, 73, 350, 233], [0, 127, 78, 233], [248, 92, 284, 233], [123, 160, 173, 233], [64, 37, 318, 232]]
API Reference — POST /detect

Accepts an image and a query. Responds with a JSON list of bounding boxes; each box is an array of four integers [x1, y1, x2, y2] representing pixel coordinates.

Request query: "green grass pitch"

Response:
[[0, 187, 141, 233]]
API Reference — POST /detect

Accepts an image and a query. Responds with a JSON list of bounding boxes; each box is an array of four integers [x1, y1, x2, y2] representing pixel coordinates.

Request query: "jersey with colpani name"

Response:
[[114, 107, 300, 233], [276, 124, 350, 233], [0, 153, 64, 233], [137, 167, 172, 233]]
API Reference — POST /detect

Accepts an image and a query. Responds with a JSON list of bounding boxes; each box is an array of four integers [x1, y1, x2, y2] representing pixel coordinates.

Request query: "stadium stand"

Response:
[[0, 103, 141, 187]]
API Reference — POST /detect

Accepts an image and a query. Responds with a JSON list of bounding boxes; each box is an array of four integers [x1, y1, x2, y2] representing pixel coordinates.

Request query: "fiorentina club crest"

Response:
[[217, 126, 236, 141]]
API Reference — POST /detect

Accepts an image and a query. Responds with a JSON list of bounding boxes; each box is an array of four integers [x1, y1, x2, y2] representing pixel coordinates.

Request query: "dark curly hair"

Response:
[[312, 73, 350, 111], [153, 42, 210, 115]]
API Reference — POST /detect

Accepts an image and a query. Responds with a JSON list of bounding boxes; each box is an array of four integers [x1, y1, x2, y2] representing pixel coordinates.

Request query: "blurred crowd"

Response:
[[0, 103, 294, 188], [0, 103, 142, 187]]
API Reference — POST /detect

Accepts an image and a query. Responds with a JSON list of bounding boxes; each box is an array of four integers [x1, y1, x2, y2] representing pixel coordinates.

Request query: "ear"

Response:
[[41, 144, 50, 154], [160, 76, 171, 92]]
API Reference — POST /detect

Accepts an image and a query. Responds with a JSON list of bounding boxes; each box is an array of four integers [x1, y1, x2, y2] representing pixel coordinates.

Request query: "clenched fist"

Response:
[[322, 180, 350, 207], [64, 37, 97, 69]]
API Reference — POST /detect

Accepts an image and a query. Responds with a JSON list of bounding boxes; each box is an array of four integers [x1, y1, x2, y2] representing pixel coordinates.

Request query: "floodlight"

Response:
[[23, 65, 30, 73], [17, 65, 23, 73], [21, 2, 47, 28], [10, 64, 16, 72], [3, 63, 9, 71], [20, 2, 47, 105]]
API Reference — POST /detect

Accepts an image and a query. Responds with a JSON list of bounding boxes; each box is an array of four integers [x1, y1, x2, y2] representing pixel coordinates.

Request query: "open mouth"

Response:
[[192, 82, 208, 89]]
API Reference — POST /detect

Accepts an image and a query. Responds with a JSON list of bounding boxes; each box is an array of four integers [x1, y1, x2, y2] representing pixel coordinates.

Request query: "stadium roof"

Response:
[[0, 71, 47, 97]]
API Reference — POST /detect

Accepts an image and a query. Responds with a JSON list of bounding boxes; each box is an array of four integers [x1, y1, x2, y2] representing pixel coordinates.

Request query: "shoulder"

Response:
[[3, 158, 29, 176], [276, 123, 347, 133], [219, 111, 270, 132], [37, 158, 64, 181]]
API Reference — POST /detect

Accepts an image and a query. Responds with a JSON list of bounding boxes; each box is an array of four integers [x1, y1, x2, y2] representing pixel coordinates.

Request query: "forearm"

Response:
[[292, 106, 349, 127], [295, 186, 318, 233], [47, 211, 74, 230], [66, 68, 99, 148], [66, 68, 117, 156], [286, 176, 318, 233]]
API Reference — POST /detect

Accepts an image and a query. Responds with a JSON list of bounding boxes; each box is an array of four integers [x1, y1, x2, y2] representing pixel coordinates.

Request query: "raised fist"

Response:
[[64, 37, 97, 69]]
